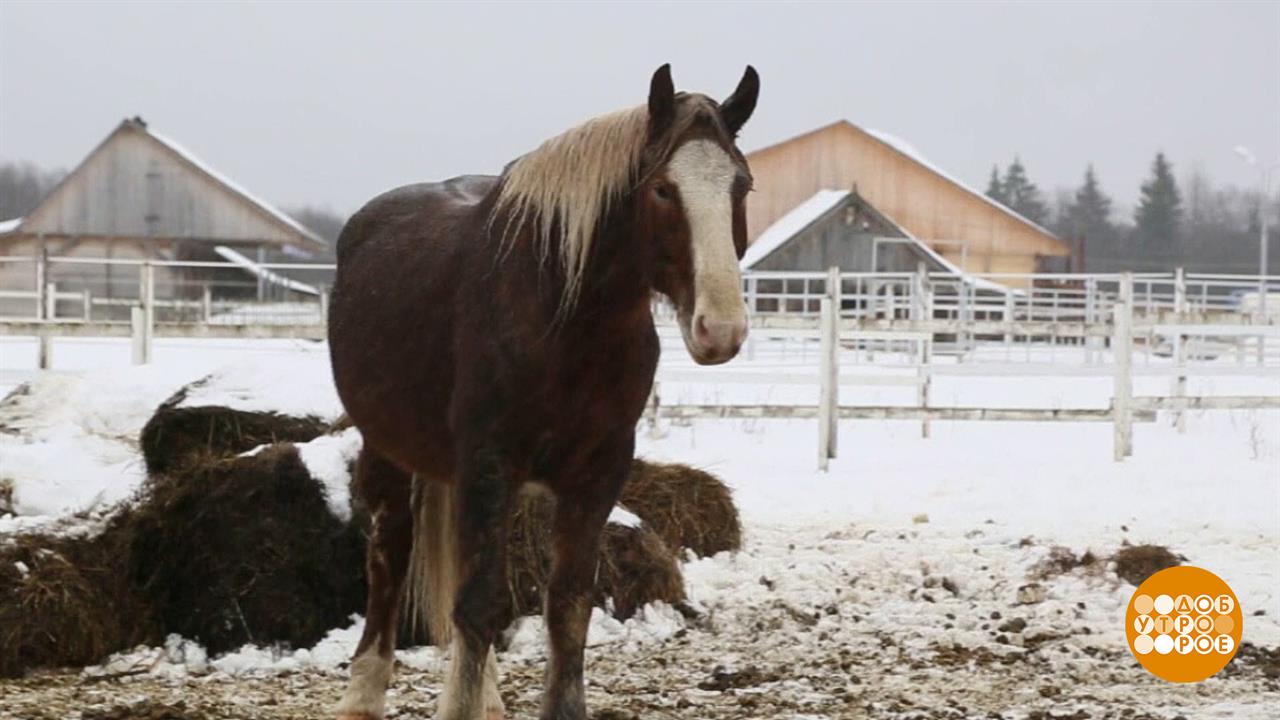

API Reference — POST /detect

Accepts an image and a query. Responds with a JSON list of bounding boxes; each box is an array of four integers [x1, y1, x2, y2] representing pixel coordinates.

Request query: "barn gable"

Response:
[[10, 118, 323, 249], [745, 121, 1069, 275], [743, 188, 998, 286]]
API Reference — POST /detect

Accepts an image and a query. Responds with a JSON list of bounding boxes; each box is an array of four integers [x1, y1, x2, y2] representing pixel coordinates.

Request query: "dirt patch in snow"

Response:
[[2, 522, 1275, 719]]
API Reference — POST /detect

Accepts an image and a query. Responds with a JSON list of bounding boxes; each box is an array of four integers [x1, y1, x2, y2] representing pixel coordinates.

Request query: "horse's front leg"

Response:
[[337, 450, 413, 720], [439, 444, 513, 720], [541, 434, 634, 720]]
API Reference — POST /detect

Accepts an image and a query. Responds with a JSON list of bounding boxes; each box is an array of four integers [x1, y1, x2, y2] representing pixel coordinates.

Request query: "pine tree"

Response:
[[1134, 152, 1182, 249], [985, 166, 1006, 204], [1001, 156, 1049, 225], [1066, 165, 1113, 239]]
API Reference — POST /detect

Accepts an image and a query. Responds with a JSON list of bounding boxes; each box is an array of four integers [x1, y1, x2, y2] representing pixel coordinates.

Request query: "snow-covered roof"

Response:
[[742, 188, 1013, 294], [147, 127, 324, 247], [860, 126, 1058, 240], [741, 189, 850, 269], [0, 217, 21, 235]]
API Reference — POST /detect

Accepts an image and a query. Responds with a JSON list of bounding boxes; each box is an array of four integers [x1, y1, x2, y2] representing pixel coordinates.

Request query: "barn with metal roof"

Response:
[[745, 121, 1069, 279], [0, 117, 325, 316]]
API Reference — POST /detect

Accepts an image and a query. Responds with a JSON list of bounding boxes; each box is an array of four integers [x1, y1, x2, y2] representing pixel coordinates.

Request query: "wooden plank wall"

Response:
[[746, 122, 1069, 275]]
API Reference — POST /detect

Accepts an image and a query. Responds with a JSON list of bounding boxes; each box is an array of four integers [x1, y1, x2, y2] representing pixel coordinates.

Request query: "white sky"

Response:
[[1, 1, 1277, 217]]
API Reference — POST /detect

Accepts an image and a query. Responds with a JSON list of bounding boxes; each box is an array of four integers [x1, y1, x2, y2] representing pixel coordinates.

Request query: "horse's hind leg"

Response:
[[336, 449, 413, 720], [438, 445, 512, 720]]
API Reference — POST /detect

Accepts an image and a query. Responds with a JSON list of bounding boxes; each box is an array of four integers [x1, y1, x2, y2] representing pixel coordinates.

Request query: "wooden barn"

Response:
[[0, 117, 325, 317], [745, 121, 1069, 277]]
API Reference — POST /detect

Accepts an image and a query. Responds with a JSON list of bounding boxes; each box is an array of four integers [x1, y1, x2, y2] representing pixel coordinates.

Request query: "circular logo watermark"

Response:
[[1125, 566, 1243, 682]]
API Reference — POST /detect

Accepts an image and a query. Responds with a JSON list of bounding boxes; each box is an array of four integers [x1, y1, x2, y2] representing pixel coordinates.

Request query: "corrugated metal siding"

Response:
[[22, 128, 296, 245]]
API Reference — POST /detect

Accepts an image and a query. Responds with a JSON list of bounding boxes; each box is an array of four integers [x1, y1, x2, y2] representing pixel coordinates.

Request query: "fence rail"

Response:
[[3, 256, 1278, 465]]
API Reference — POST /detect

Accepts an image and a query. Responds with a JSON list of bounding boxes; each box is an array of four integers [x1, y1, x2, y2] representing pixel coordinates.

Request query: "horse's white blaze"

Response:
[[667, 139, 745, 343]]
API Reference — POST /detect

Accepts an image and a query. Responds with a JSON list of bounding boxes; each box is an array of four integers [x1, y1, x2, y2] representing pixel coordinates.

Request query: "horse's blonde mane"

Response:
[[493, 105, 650, 312]]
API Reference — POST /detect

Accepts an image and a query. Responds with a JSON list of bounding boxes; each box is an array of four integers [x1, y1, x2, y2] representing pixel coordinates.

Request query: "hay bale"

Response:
[[501, 492, 685, 627], [1113, 544, 1182, 586], [119, 444, 366, 654], [0, 477, 12, 515], [139, 384, 329, 475], [598, 522, 685, 620], [0, 533, 155, 677], [620, 460, 742, 558]]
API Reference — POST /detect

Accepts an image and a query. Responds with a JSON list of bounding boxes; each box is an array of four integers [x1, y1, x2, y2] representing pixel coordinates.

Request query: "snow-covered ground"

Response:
[[1, 334, 1278, 718]]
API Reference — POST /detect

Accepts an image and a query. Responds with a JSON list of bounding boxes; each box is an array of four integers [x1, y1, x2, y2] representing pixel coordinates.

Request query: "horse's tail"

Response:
[[405, 475, 457, 648]]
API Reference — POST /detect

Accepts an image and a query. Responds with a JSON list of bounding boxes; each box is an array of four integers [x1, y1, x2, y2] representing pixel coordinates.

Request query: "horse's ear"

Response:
[[648, 63, 676, 135], [720, 65, 759, 136]]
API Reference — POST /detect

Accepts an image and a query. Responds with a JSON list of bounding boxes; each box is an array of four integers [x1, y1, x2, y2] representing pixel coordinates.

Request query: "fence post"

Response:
[[139, 261, 155, 364], [131, 307, 146, 365], [83, 289, 92, 321], [1084, 277, 1098, 364], [202, 284, 213, 323], [1003, 290, 1014, 351], [1113, 272, 1134, 461], [320, 287, 330, 325], [918, 333, 932, 439], [912, 263, 926, 323], [37, 281, 57, 369], [1172, 268, 1188, 433], [644, 381, 662, 437], [818, 296, 836, 471], [826, 265, 841, 459], [35, 254, 46, 321]]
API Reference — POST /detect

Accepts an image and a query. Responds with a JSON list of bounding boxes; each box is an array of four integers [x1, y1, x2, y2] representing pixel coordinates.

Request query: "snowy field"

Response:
[[1, 335, 1278, 719]]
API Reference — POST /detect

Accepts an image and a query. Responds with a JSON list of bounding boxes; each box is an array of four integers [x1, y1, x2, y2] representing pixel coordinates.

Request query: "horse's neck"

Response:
[[571, 208, 655, 323]]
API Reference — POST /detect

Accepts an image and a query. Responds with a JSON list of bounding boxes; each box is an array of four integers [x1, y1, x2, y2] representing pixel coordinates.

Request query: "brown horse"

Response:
[[327, 64, 759, 720]]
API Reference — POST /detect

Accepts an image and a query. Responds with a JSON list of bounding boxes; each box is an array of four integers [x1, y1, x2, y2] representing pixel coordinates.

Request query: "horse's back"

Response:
[[329, 175, 498, 476], [335, 175, 498, 262]]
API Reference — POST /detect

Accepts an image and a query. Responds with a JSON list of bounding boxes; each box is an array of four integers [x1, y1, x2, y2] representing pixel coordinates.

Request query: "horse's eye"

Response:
[[653, 183, 675, 202]]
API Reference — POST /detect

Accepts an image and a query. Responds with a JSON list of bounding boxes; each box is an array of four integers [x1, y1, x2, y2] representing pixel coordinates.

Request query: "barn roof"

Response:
[[740, 189, 849, 269], [145, 127, 324, 246], [7, 118, 324, 248], [747, 120, 1062, 246], [743, 188, 1012, 293]]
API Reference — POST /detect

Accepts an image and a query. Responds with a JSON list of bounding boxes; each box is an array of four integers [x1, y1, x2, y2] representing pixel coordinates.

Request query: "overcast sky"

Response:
[[1, 1, 1277, 219]]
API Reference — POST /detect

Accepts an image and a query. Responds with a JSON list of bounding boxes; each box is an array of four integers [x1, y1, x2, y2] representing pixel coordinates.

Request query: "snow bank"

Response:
[[0, 353, 343, 525]]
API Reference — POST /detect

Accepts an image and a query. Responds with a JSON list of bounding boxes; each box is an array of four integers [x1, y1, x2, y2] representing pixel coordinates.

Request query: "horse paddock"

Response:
[[1, 519, 1276, 720], [1, 337, 1277, 718]]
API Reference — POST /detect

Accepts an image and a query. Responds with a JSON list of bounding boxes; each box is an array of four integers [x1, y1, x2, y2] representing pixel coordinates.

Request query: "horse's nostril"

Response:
[[694, 314, 748, 353], [694, 314, 713, 345]]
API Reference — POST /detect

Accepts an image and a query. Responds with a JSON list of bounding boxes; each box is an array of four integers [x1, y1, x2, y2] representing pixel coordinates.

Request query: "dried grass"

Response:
[[620, 460, 742, 557], [0, 533, 154, 677], [139, 383, 328, 475]]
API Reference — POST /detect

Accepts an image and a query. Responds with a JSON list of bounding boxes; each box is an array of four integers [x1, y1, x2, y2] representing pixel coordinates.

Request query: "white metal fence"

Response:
[[2, 256, 1278, 464], [650, 267, 1279, 465]]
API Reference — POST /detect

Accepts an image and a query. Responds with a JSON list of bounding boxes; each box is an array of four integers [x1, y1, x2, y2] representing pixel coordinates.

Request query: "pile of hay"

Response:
[[502, 492, 685, 628], [1112, 544, 1183, 586], [3, 396, 741, 675], [621, 460, 742, 557], [140, 384, 329, 475], [121, 445, 367, 654], [0, 533, 154, 678]]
